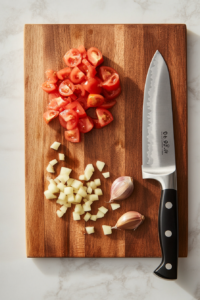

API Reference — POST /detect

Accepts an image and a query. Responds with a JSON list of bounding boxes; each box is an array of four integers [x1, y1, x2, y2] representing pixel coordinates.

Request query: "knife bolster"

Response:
[[141, 168, 177, 190]]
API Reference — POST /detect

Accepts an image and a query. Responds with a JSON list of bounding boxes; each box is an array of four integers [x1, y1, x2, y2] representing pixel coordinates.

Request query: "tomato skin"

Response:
[[100, 100, 117, 109], [42, 82, 57, 93], [57, 67, 72, 80], [96, 108, 114, 127], [101, 73, 120, 91], [48, 97, 68, 111], [63, 48, 82, 67], [102, 86, 121, 100], [59, 79, 74, 96], [82, 77, 102, 94], [66, 100, 86, 118], [69, 67, 85, 84], [87, 47, 104, 67], [88, 116, 101, 129], [98, 66, 117, 81], [87, 94, 105, 108], [45, 69, 58, 83], [78, 116, 94, 133], [43, 110, 59, 124], [65, 127, 80, 143], [78, 45, 87, 58], [60, 109, 78, 130], [73, 84, 86, 97], [77, 95, 89, 110]]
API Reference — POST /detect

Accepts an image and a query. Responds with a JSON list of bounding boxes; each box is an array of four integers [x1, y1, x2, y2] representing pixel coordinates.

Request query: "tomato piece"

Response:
[[98, 66, 117, 81], [63, 48, 82, 67], [77, 95, 88, 110], [48, 97, 68, 112], [78, 116, 94, 133], [41, 82, 57, 93], [78, 45, 87, 58], [49, 91, 61, 100], [102, 86, 121, 100], [87, 94, 105, 108], [87, 47, 104, 67], [59, 114, 67, 129], [45, 69, 58, 83], [69, 67, 85, 84], [73, 84, 86, 97], [79, 59, 97, 78], [43, 110, 59, 124], [100, 100, 117, 109], [70, 93, 77, 101], [82, 77, 102, 94], [59, 79, 74, 96], [57, 67, 72, 80], [88, 116, 101, 129], [60, 109, 78, 130], [65, 127, 80, 143], [96, 108, 113, 127], [66, 100, 86, 118], [101, 73, 120, 91]]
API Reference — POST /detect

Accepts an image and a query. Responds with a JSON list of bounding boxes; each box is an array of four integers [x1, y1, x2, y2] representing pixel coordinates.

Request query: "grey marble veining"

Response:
[[0, 0, 200, 299]]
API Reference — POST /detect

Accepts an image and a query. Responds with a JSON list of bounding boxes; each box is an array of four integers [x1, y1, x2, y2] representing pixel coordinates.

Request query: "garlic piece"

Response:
[[110, 176, 134, 202], [94, 179, 101, 186], [60, 167, 72, 176], [96, 161, 105, 171], [102, 225, 112, 235], [111, 203, 120, 210], [59, 153, 65, 160], [50, 159, 58, 166], [46, 164, 55, 173], [86, 227, 94, 234], [102, 172, 110, 178], [84, 212, 91, 222], [90, 215, 97, 221], [114, 211, 145, 230], [50, 142, 61, 150]]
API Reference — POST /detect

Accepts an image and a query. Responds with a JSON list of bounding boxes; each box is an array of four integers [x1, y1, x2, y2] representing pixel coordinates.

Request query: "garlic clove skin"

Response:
[[110, 176, 134, 202], [114, 211, 145, 230]]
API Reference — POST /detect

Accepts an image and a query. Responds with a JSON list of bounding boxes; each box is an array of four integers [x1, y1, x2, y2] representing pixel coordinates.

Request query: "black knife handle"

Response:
[[154, 189, 178, 280]]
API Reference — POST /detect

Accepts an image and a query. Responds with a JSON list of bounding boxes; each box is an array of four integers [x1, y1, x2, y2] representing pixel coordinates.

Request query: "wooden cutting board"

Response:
[[24, 24, 187, 258]]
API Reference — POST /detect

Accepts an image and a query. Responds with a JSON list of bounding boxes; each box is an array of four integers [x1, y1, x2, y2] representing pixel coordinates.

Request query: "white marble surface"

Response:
[[0, 0, 200, 299]]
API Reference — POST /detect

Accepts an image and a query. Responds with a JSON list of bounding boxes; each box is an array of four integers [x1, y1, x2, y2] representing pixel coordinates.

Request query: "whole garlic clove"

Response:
[[109, 176, 134, 202], [113, 211, 145, 230]]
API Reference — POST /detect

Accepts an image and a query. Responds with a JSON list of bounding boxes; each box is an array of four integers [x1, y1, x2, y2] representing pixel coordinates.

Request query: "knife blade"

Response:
[[142, 50, 178, 280]]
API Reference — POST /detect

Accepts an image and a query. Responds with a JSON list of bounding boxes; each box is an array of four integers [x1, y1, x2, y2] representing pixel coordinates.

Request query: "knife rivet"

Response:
[[165, 263, 172, 270], [165, 230, 172, 237], [165, 202, 173, 209]]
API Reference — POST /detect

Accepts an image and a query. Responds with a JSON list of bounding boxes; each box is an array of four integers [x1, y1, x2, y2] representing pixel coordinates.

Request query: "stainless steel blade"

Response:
[[142, 50, 176, 178]]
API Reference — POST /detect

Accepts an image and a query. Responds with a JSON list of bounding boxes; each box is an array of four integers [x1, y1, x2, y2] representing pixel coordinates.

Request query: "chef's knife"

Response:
[[142, 50, 178, 280]]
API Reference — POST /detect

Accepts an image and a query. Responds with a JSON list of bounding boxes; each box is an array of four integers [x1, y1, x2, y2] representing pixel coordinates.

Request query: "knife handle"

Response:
[[154, 189, 178, 280]]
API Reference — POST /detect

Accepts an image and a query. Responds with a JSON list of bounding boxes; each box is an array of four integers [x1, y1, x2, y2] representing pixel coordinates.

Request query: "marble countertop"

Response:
[[1, 0, 200, 299]]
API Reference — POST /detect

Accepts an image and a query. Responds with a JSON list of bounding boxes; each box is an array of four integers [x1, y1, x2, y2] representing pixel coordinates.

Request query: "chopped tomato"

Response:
[[82, 77, 102, 94], [101, 73, 120, 91], [43, 110, 59, 124], [42, 82, 57, 93], [66, 100, 86, 118], [96, 108, 113, 127], [48, 97, 67, 112], [73, 84, 86, 97], [45, 69, 58, 83], [102, 86, 121, 100], [69, 67, 85, 84], [87, 94, 104, 108], [88, 116, 101, 129], [49, 91, 62, 100], [63, 48, 82, 67], [59, 79, 74, 96], [78, 116, 94, 133], [60, 109, 78, 130], [87, 47, 104, 67], [57, 67, 72, 80], [62, 97, 72, 105], [78, 45, 87, 58], [98, 66, 117, 81], [79, 59, 97, 78], [59, 114, 67, 129], [70, 93, 77, 101], [100, 100, 117, 109], [65, 127, 80, 143], [77, 96, 88, 110]]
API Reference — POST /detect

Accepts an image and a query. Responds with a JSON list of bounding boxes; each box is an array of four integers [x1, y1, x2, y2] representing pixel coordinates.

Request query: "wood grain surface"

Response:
[[24, 24, 187, 258]]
